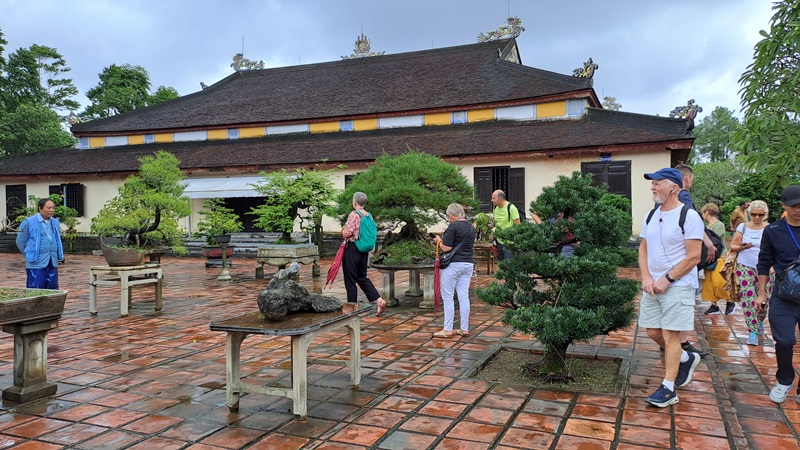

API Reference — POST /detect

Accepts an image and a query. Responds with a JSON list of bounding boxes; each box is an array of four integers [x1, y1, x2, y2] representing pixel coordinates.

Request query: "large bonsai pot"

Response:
[[99, 238, 146, 266], [0, 288, 68, 325], [202, 245, 235, 259]]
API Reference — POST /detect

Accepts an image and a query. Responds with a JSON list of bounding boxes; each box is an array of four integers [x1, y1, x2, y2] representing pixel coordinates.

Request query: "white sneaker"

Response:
[[770, 383, 794, 403]]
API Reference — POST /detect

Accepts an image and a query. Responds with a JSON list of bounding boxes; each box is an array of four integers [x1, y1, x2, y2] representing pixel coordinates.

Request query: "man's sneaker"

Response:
[[645, 384, 679, 407], [676, 352, 701, 387], [770, 383, 794, 403], [746, 331, 758, 346], [681, 341, 707, 358], [704, 304, 721, 315], [724, 302, 737, 316]]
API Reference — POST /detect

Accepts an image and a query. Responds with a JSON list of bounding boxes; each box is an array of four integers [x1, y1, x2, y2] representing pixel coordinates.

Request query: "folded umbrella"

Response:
[[433, 242, 442, 315], [325, 241, 347, 289]]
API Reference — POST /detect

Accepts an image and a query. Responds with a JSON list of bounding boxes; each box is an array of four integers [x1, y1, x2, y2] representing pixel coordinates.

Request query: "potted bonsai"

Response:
[[194, 198, 243, 267], [249, 166, 339, 278], [91, 151, 191, 266]]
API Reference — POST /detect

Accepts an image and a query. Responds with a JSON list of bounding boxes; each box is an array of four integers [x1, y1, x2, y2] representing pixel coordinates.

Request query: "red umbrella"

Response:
[[325, 241, 347, 289], [433, 242, 442, 314]]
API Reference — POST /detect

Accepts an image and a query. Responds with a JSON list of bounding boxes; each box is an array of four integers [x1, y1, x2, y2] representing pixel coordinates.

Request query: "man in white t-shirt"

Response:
[[639, 168, 704, 407]]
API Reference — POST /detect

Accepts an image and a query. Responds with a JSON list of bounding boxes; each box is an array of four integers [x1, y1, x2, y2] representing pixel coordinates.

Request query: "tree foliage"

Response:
[[194, 198, 243, 246], [0, 28, 77, 157], [602, 96, 621, 111], [335, 150, 479, 233], [690, 106, 741, 163], [91, 151, 190, 252], [0, 103, 75, 157], [250, 166, 340, 243], [149, 85, 179, 105], [83, 64, 151, 118], [689, 161, 744, 208], [476, 172, 638, 379], [733, 0, 800, 189]]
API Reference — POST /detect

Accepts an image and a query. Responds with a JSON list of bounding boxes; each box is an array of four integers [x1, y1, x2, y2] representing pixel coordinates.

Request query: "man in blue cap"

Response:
[[757, 185, 800, 404], [638, 168, 703, 407]]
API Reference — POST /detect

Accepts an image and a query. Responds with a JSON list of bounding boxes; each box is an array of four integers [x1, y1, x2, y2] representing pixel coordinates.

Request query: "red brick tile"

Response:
[[379, 430, 438, 449], [674, 432, 732, 450], [4, 418, 71, 439], [447, 421, 503, 443], [434, 438, 493, 450], [562, 418, 616, 441], [418, 400, 469, 419], [9, 441, 65, 450], [497, 427, 554, 448], [618, 424, 672, 448], [353, 409, 407, 428], [126, 437, 186, 450], [329, 423, 386, 446], [84, 410, 147, 428], [73, 429, 144, 449], [554, 434, 611, 450], [121, 414, 182, 434], [400, 415, 454, 435]]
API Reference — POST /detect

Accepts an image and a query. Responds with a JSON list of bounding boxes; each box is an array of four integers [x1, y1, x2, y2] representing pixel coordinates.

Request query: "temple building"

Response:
[[0, 37, 692, 235]]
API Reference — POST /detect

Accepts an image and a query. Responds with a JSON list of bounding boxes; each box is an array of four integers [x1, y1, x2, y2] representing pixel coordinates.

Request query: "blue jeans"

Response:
[[26, 261, 59, 289]]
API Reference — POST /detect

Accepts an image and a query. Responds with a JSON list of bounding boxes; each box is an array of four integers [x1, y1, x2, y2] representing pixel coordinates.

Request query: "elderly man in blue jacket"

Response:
[[16, 198, 64, 289]]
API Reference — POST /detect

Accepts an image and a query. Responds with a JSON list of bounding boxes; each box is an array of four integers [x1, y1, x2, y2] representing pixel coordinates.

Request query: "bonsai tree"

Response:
[[474, 212, 493, 242], [477, 172, 639, 381], [193, 198, 243, 246], [249, 165, 340, 244], [91, 151, 191, 253], [334, 149, 479, 264]]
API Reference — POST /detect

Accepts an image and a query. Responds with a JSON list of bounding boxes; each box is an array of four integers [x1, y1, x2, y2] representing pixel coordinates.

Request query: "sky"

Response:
[[2, 0, 777, 120]]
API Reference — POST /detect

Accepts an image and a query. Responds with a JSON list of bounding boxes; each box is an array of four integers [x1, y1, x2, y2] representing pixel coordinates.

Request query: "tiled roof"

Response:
[[70, 39, 594, 135], [0, 108, 692, 178]]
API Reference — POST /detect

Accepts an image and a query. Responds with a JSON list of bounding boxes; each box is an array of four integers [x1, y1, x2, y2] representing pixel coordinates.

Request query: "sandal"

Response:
[[375, 298, 387, 317], [433, 330, 453, 338], [456, 329, 470, 336]]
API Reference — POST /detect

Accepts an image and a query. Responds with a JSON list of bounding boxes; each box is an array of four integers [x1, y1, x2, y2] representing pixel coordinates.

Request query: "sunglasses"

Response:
[[751, 213, 766, 217]]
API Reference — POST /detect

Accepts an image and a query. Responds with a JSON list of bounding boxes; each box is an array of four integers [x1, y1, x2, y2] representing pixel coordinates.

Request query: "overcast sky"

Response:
[[3, 0, 776, 119]]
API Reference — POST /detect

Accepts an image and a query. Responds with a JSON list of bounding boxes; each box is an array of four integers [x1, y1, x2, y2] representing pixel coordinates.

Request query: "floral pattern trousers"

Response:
[[736, 262, 774, 333]]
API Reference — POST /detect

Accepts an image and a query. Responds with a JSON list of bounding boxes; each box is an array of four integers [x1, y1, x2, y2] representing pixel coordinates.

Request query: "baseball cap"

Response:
[[781, 185, 800, 206], [644, 168, 683, 188]]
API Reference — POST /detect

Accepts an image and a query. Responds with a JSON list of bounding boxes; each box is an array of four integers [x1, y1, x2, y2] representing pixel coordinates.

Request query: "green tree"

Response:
[[250, 166, 340, 243], [91, 151, 191, 252], [734, 172, 789, 222], [83, 64, 151, 118], [689, 161, 743, 208], [602, 96, 621, 111], [0, 103, 75, 157], [148, 85, 179, 105], [732, 0, 800, 190], [477, 172, 639, 379], [690, 106, 741, 163], [1, 47, 46, 111], [334, 150, 478, 261], [29, 44, 80, 114]]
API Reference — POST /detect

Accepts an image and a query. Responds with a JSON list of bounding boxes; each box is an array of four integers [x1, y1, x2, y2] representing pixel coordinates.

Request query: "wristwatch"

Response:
[[665, 273, 676, 283]]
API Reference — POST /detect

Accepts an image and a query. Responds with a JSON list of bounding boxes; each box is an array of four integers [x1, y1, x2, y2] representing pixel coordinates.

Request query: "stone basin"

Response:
[[0, 288, 68, 325]]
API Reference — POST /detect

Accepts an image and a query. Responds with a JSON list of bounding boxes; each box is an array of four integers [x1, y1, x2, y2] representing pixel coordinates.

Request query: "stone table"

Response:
[[209, 302, 371, 418], [371, 263, 435, 309], [255, 244, 320, 279]]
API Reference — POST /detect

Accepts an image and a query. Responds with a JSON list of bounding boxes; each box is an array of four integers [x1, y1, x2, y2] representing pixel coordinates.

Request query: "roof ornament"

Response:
[[572, 58, 599, 78], [231, 53, 265, 71], [342, 33, 385, 59], [200, 82, 208, 90], [477, 16, 525, 42], [68, 112, 80, 125], [669, 99, 703, 136]]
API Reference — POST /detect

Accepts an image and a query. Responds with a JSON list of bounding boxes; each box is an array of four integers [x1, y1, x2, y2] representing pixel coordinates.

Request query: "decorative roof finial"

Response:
[[231, 53, 265, 71], [68, 112, 80, 125], [669, 99, 703, 136], [477, 17, 525, 42], [572, 58, 599, 78], [342, 33, 385, 59]]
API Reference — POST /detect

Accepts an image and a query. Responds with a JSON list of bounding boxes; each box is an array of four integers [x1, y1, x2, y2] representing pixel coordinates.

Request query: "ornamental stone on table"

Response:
[[257, 262, 341, 322]]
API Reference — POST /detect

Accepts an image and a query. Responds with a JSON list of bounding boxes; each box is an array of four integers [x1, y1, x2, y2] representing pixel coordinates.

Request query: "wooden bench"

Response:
[[209, 303, 371, 418], [89, 264, 163, 317]]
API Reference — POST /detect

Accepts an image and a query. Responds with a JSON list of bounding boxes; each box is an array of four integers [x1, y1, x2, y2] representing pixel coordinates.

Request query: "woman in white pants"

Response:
[[432, 203, 476, 338]]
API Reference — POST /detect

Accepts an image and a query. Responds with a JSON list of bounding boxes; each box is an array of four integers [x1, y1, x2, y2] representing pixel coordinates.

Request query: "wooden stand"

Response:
[[89, 264, 163, 317]]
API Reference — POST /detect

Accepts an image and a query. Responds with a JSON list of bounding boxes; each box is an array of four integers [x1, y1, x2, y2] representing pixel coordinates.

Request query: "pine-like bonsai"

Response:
[[249, 166, 340, 244], [334, 149, 479, 264], [194, 198, 243, 246], [477, 172, 639, 380], [91, 151, 191, 253]]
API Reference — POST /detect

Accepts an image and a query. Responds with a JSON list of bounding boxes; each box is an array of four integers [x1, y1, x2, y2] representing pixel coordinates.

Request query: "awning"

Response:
[[183, 176, 265, 199]]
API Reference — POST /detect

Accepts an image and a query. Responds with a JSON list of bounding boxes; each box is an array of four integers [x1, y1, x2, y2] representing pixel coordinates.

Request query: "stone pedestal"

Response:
[[255, 244, 320, 279], [2, 319, 59, 403], [372, 264, 435, 309]]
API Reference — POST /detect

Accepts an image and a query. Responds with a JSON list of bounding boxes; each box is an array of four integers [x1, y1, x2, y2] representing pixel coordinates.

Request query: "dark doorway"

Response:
[[5, 184, 27, 226], [223, 197, 265, 232]]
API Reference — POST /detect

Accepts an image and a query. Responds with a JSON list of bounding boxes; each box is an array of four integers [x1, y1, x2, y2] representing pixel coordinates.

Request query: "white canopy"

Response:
[[183, 176, 265, 199]]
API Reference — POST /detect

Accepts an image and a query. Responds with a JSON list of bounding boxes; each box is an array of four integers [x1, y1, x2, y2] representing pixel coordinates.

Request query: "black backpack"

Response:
[[645, 205, 725, 271], [507, 203, 526, 222]]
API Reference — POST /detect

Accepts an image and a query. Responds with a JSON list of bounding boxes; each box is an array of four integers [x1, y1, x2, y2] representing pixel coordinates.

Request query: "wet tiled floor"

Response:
[[1, 253, 799, 449]]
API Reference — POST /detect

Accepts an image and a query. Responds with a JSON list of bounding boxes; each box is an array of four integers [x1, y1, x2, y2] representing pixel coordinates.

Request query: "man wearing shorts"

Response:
[[639, 168, 703, 407]]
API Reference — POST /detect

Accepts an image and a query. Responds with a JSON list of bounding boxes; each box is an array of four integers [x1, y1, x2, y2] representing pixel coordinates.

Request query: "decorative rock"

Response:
[[257, 263, 342, 322]]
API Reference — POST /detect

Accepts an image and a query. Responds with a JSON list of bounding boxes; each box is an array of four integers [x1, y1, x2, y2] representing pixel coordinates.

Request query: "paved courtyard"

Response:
[[1, 252, 799, 449]]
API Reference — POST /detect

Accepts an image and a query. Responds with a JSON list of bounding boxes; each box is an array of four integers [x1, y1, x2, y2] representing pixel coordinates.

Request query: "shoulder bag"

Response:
[[438, 239, 466, 269], [774, 221, 800, 304]]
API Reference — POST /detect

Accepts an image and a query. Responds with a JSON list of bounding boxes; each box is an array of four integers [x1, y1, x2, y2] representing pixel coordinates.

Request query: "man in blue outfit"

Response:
[[16, 198, 63, 289], [638, 168, 703, 407], [757, 185, 800, 404]]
